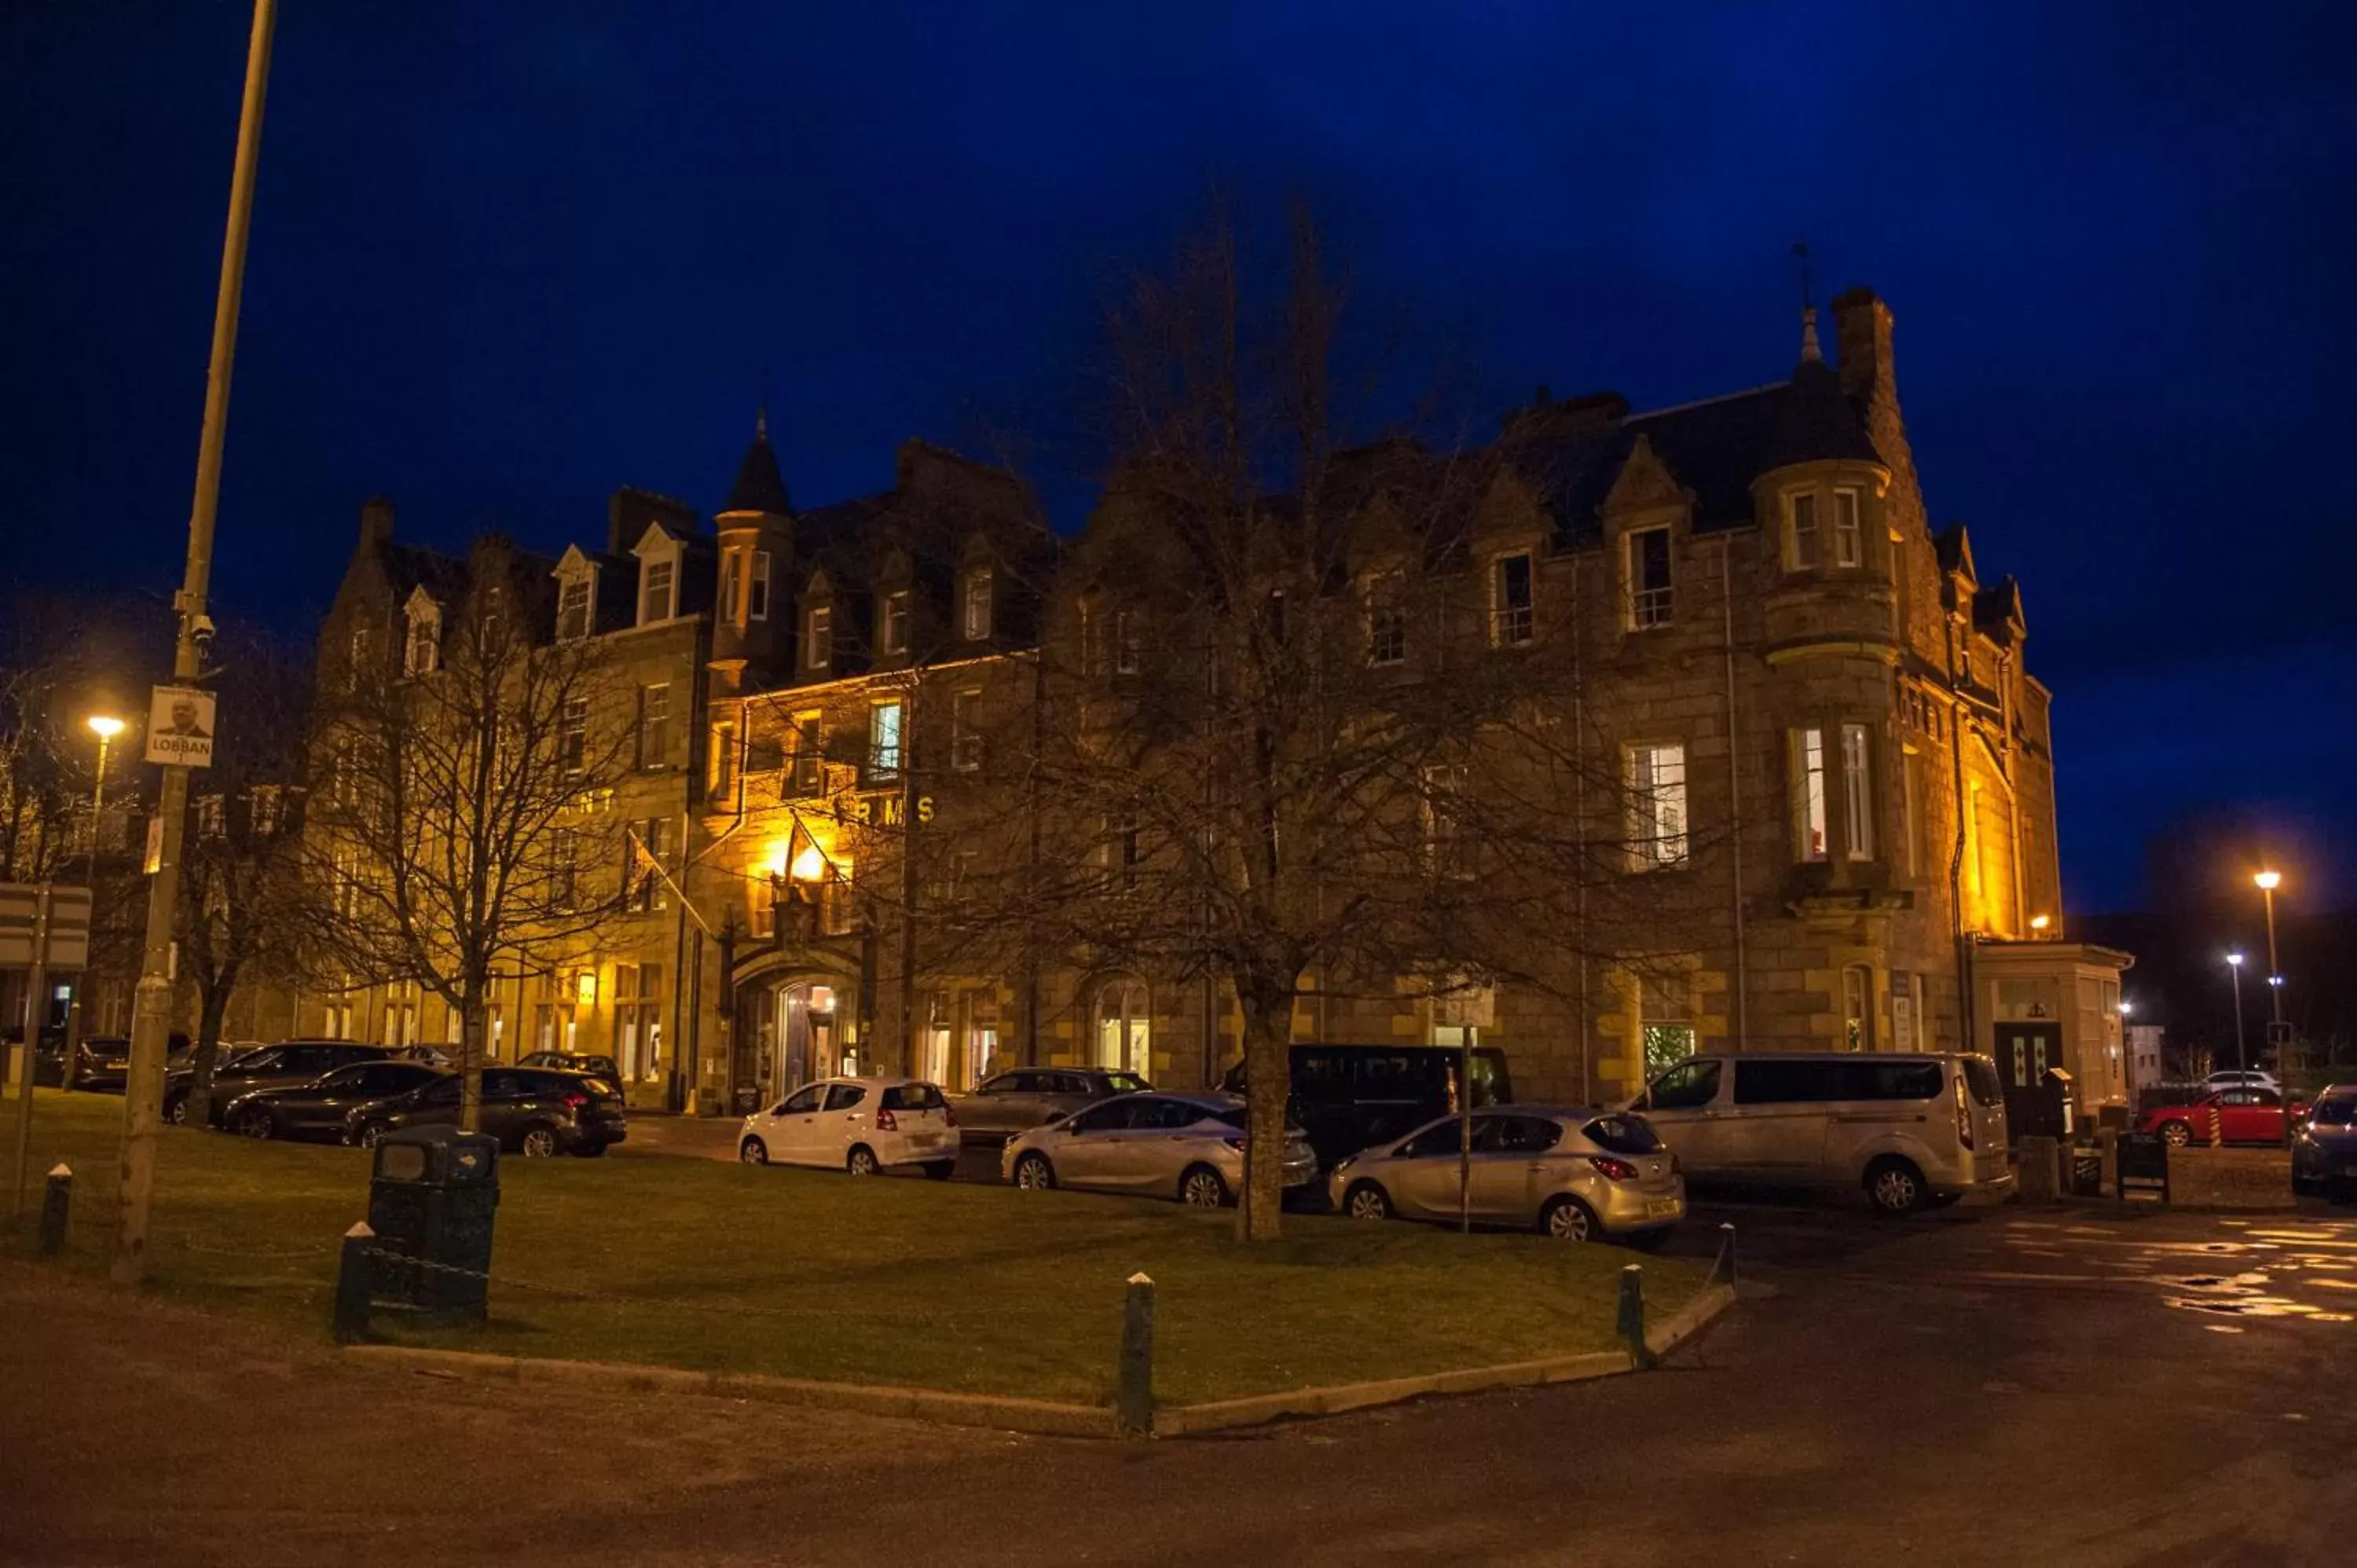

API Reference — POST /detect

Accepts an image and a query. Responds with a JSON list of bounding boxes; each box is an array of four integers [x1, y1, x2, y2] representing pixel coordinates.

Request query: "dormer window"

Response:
[[640, 558, 675, 625], [1787, 493, 1820, 571], [882, 589, 912, 656], [1490, 552, 1534, 647], [962, 567, 994, 641], [404, 597, 441, 675], [557, 574, 592, 641], [805, 602, 833, 671], [1625, 527, 1673, 629]]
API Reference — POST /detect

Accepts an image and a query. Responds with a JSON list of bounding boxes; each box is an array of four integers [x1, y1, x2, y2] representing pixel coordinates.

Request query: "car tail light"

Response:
[[943, 1103, 957, 1127], [875, 1108, 899, 1132], [1953, 1074, 1974, 1151], [1586, 1155, 1637, 1182], [560, 1091, 588, 1112], [1669, 1153, 1681, 1177]]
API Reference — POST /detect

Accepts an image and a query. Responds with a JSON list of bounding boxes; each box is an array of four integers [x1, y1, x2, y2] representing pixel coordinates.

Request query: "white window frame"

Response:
[[1841, 722, 1875, 861], [748, 550, 772, 621], [962, 567, 994, 641], [555, 572, 594, 642], [640, 683, 671, 771], [1626, 742, 1689, 868], [882, 588, 912, 656], [718, 552, 741, 626], [1490, 551, 1534, 647], [869, 698, 904, 779], [1625, 526, 1673, 630], [1794, 727, 1828, 863], [1113, 608, 1141, 674], [640, 556, 676, 625], [404, 603, 441, 676], [1366, 571, 1407, 666], [1842, 965, 1875, 1051], [1787, 492, 1820, 571], [805, 603, 833, 670], [951, 688, 982, 772], [1833, 489, 1864, 568]]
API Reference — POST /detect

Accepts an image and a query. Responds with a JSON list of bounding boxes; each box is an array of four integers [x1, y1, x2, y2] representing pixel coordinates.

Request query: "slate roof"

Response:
[[724, 422, 794, 516]]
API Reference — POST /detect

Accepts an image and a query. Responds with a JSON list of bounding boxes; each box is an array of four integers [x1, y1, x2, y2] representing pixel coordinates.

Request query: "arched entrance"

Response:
[[742, 977, 841, 1104]]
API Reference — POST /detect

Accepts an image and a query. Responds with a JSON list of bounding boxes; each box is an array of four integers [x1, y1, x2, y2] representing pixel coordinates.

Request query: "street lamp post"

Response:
[[112, 0, 279, 1286], [58, 715, 126, 1092], [2224, 953, 2246, 1074], [2256, 869, 2289, 1147]]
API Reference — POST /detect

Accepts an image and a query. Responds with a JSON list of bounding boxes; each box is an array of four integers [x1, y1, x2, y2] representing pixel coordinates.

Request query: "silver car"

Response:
[[1003, 1091, 1318, 1207], [951, 1067, 1151, 1139], [1327, 1106, 1685, 1243]]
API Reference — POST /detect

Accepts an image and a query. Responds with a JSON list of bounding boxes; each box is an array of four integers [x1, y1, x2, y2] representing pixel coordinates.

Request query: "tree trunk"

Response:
[[183, 982, 233, 1127], [458, 981, 487, 1132], [1237, 984, 1292, 1242]]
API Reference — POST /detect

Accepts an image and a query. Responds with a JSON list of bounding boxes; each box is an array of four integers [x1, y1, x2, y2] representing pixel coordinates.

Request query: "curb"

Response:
[[344, 1283, 1739, 1441]]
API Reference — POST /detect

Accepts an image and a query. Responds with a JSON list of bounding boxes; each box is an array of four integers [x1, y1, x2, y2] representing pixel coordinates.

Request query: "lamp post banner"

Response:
[[143, 687, 217, 768]]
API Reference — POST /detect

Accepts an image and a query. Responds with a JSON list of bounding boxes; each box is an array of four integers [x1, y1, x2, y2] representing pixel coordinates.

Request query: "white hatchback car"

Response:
[[739, 1076, 959, 1178]]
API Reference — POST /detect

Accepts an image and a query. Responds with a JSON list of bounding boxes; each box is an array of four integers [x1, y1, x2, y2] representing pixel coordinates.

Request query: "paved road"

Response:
[[8, 1192, 2355, 1566]]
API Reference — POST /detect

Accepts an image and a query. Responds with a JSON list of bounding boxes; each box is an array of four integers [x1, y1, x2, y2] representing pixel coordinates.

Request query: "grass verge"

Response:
[[2, 1090, 1706, 1405]]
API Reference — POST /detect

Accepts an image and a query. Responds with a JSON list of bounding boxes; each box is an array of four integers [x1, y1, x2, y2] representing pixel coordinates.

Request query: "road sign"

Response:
[[2266, 1021, 2294, 1048], [0, 884, 93, 971], [145, 685, 216, 768]]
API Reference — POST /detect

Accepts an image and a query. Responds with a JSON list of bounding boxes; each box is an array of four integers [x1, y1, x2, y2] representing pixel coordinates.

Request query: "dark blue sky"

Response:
[[7, 1, 2354, 910]]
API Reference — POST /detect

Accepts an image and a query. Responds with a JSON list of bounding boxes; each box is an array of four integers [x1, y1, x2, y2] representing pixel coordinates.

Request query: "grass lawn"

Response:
[[2, 1090, 1706, 1406]]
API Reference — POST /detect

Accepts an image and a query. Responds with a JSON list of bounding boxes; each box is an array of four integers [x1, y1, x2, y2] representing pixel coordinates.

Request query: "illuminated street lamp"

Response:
[[58, 713, 128, 1094], [2253, 869, 2293, 1147], [2224, 952, 2247, 1073]]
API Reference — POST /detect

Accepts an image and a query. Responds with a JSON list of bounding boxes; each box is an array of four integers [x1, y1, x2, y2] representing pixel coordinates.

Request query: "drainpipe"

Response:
[[1720, 537, 1748, 1050], [1571, 555, 1590, 1106], [1945, 617, 1974, 1057]]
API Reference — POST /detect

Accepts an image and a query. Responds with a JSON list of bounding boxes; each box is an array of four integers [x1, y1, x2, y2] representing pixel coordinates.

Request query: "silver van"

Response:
[[1626, 1052, 2011, 1215]]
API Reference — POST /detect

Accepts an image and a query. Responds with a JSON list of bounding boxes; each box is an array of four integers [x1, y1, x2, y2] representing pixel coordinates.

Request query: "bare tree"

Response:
[[984, 210, 1717, 1239], [307, 569, 635, 1127], [178, 630, 321, 1126]]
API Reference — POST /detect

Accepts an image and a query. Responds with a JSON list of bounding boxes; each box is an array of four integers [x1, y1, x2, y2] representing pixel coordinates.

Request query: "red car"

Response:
[[2139, 1087, 2306, 1147]]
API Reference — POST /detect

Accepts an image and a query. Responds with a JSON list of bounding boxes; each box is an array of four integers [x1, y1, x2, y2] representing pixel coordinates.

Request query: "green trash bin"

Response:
[[368, 1125, 500, 1321]]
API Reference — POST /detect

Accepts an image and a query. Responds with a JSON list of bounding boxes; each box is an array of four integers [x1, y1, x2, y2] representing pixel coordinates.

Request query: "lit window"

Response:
[[805, 603, 832, 670], [748, 551, 771, 621], [1842, 965, 1875, 1051], [1640, 971, 1696, 1077], [556, 576, 591, 642], [962, 568, 994, 640], [641, 559, 675, 624], [1842, 723, 1874, 860], [1491, 553, 1534, 646], [1626, 527, 1673, 629], [1833, 489, 1863, 568], [1628, 743, 1688, 867], [1794, 727, 1827, 862], [639, 684, 671, 770], [1788, 493, 1820, 571], [882, 589, 912, 656], [869, 699, 904, 778]]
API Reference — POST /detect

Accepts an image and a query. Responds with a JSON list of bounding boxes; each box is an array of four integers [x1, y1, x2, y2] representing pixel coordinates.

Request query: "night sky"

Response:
[[7, 1, 2354, 913]]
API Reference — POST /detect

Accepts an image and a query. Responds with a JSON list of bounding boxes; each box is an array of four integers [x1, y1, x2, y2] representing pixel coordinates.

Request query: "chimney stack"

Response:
[[1832, 287, 1895, 405], [357, 496, 394, 553]]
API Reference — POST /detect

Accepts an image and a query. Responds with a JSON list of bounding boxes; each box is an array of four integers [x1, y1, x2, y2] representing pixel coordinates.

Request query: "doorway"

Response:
[[770, 981, 838, 1095]]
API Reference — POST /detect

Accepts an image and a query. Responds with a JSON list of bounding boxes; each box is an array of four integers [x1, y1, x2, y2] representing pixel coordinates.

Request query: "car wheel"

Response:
[[1179, 1164, 1230, 1208], [163, 1094, 190, 1127], [1343, 1181, 1392, 1222], [1866, 1156, 1927, 1217], [739, 1137, 769, 1166], [229, 1106, 274, 1141], [1540, 1194, 1600, 1242], [518, 1124, 560, 1159], [845, 1145, 880, 1177], [357, 1120, 394, 1150], [922, 1160, 955, 1181], [2158, 1120, 2193, 1148], [1014, 1152, 1056, 1191]]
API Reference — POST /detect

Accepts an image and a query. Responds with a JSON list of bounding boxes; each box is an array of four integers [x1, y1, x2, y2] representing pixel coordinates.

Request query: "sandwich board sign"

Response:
[[0, 884, 93, 971], [145, 686, 216, 768]]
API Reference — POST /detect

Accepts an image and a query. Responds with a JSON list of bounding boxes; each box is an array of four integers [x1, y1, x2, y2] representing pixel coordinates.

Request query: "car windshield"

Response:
[[1102, 1072, 1149, 1094], [1584, 1114, 1663, 1155], [2309, 1098, 2357, 1127]]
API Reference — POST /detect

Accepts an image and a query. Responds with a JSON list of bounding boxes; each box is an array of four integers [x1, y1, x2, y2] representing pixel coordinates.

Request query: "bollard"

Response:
[[1116, 1271, 1156, 1437], [1707, 1221, 1737, 1290], [332, 1222, 376, 1345], [1617, 1263, 1655, 1370], [38, 1164, 71, 1258]]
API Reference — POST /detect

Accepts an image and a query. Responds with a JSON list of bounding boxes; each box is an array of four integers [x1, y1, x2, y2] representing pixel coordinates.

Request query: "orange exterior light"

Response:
[[2254, 870, 2282, 892], [790, 843, 829, 883], [86, 714, 126, 740], [2029, 914, 2051, 932], [574, 970, 598, 1006]]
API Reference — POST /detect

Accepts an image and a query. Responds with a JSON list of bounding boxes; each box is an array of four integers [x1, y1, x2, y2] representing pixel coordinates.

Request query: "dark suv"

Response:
[[346, 1067, 627, 1157], [164, 1042, 394, 1127]]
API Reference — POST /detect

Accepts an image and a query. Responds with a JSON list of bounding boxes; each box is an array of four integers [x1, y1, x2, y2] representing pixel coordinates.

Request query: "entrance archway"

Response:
[[742, 977, 841, 1104]]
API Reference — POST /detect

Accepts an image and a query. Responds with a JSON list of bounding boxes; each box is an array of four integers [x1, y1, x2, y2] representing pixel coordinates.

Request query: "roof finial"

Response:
[[755, 405, 768, 441], [1792, 238, 1823, 364]]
